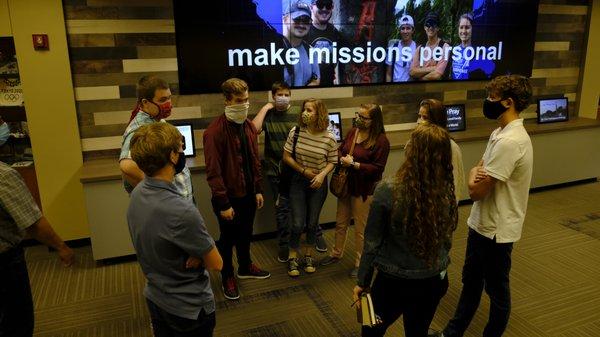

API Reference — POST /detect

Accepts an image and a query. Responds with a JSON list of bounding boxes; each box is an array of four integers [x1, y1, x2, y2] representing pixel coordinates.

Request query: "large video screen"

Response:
[[174, 0, 540, 94]]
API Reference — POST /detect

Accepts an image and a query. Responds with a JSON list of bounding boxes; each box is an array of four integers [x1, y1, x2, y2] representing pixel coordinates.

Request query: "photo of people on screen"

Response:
[[386, 15, 416, 83], [282, 1, 321, 87], [174, 0, 540, 93]]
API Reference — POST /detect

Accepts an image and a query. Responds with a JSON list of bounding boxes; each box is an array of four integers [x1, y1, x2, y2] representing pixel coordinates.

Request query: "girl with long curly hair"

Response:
[[353, 123, 458, 337]]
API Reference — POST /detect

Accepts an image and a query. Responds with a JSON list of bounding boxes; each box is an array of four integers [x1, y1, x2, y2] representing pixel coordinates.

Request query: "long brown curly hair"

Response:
[[394, 123, 458, 267]]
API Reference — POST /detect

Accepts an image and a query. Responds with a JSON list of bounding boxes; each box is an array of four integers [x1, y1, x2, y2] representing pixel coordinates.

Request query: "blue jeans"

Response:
[[146, 299, 216, 337], [444, 229, 513, 337], [269, 175, 324, 249], [288, 173, 328, 250], [0, 245, 34, 337]]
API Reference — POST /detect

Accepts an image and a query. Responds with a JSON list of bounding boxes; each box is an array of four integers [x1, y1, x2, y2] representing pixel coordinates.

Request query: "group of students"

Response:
[[117, 73, 533, 337]]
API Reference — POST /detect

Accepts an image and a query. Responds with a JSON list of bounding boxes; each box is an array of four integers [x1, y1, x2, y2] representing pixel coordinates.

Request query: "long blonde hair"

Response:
[[394, 123, 458, 266]]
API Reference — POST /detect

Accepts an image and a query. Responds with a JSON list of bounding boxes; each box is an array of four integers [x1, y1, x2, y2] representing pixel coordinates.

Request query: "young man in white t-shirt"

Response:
[[435, 75, 533, 337], [386, 14, 416, 83]]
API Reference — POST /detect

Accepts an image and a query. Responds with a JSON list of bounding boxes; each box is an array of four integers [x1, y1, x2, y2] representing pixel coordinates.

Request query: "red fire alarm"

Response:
[[32, 34, 49, 50]]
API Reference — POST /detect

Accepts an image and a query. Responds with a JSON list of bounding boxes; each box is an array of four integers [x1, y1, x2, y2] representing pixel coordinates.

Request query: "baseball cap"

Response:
[[398, 14, 414, 28], [424, 12, 439, 27], [286, 0, 311, 20]]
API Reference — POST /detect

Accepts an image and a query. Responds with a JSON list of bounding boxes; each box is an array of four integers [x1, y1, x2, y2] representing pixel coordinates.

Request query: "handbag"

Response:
[[278, 126, 300, 196], [330, 129, 359, 198]]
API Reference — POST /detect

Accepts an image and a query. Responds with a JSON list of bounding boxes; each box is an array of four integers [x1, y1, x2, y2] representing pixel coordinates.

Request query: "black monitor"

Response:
[[537, 97, 569, 124], [174, 123, 196, 157], [328, 112, 343, 142], [445, 104, 466, 132]]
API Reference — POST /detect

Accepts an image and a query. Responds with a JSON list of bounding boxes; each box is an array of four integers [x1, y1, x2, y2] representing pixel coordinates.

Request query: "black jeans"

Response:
[[0, 245, 34, 337], [146, 299, 215, 337], [444, 229, 514, 337], [212, 194, 256, 278], [268, 175, 292, 249], [362, 271, 449, 337]]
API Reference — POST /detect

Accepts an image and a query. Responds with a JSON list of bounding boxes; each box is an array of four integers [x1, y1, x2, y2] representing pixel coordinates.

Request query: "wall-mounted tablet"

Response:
[[328, 112, 342, 142], [174, 123, 196, 157], [537, 97, 568, 124], [445, 104, 466, 132]]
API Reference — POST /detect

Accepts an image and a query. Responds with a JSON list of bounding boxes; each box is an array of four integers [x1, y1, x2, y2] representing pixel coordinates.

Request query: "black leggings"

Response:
[[362, 271, 449, 337]]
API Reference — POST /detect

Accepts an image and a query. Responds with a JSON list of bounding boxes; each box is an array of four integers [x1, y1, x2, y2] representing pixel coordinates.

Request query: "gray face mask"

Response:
[[225, 102, 249, 124], [274, 96, 290, 111]]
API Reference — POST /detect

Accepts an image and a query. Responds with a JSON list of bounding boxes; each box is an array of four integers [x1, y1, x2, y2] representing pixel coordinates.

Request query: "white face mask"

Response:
[[274, 96, 290, 111], [225, 102, 249, 124], [416, 117, 427, 125]]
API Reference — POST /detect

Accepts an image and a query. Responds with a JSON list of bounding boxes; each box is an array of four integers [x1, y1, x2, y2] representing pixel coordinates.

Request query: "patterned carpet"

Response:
[[25, 181, 600, 337]]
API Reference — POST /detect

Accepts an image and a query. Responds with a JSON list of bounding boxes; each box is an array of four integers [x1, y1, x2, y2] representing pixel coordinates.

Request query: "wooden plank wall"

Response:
[[61, 0, 591, 160]]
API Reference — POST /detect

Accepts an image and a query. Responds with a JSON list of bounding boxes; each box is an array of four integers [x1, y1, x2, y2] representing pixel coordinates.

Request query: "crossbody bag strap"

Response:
[[348, 128, 360, 157], [291, 125, 300, 160]]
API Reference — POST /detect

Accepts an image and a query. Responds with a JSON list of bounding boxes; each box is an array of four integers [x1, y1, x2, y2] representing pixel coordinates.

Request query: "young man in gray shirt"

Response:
[[127, 122, 222, 337]]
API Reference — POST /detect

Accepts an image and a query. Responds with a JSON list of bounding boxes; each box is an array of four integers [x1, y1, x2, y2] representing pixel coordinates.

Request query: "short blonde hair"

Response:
[[221, 78, 249, 100], [130, 123, 181, 177], [299, 98, 329, 131]]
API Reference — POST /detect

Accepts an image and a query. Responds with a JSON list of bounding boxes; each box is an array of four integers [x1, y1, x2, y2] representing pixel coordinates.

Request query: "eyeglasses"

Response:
[[424, 21, 438, 29], [355, 112, 372, 120], [181, 135, 186, 151]]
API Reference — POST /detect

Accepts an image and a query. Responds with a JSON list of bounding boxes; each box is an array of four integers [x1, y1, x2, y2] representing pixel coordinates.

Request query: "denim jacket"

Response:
[[357, 180, 453, 287]]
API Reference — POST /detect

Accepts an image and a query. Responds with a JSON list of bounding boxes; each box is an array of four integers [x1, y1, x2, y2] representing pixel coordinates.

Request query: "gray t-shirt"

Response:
[[283, 40, 320, 87], [127, 177, 215, 319]]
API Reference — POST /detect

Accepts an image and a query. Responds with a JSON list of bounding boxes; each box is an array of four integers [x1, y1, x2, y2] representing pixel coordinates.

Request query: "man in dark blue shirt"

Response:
[[127, 122, 222, 337]]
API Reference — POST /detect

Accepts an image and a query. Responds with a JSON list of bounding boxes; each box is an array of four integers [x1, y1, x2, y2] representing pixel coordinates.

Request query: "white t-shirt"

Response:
[[386, 40, 416, 82], [467, 119, 533, 243]]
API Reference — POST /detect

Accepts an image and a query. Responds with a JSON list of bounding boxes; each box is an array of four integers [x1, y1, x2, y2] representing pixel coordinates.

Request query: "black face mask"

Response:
[[483, 98, 508, 120], [172, 152, 186, 174]]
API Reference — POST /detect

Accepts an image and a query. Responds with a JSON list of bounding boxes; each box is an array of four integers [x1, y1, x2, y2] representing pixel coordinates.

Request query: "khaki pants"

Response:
[[331, 195, 373, 267]]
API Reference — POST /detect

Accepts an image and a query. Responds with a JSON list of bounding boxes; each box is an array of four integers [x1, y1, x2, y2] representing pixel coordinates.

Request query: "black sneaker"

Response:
[[222, 277, 240, 300], [315, 236, 328, 253], [304, 256, 316, 273], [288, 258, 300, 277], [237, 263, 271, 279], [320, 256, 341, 266], [277, 246, 289, 263]]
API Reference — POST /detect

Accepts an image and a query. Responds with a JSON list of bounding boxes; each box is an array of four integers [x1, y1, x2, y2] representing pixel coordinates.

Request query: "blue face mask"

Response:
[[0, 123, 9, 146]]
